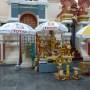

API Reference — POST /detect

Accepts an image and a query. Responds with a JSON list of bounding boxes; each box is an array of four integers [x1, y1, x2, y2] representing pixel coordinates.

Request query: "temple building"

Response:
[[0, 0, 90, 64]]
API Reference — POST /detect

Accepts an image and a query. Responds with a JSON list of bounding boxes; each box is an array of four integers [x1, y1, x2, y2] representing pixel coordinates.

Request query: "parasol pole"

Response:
[[1, 41, 3, 62], [19, 34, 22, 65]]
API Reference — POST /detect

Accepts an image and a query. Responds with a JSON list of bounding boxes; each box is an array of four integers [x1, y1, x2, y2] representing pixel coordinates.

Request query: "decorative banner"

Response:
[[44, 27, 57, 30]]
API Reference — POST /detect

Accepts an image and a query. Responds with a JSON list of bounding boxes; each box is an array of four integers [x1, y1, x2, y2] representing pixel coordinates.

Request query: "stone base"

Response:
[[20, 58, 32, 68], [4, 58, 17, 64]]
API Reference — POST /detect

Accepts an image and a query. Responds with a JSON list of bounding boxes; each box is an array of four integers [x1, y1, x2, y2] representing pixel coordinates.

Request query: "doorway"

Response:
[[20, 12, 38, 29]]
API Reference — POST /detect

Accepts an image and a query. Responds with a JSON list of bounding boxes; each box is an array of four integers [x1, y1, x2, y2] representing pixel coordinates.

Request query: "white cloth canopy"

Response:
[[35, 21, 68, 33], [0, 22, 35, 35]]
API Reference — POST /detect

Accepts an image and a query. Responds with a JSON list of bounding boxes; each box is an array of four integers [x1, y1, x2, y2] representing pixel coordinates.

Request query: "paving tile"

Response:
[[0, 86, 16, 90], [0, 65, 90, 90]]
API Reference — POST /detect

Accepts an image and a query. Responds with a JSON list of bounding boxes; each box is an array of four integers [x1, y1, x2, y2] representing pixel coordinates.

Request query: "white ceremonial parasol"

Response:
[[0, 22, 35, 65], [35, 21, 68, 33], [76, 25, 90, 39], [0, 22, 35, 35]]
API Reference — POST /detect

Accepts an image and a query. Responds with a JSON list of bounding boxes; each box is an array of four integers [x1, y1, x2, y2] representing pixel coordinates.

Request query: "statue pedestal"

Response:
[[20, 53, 32, 68]]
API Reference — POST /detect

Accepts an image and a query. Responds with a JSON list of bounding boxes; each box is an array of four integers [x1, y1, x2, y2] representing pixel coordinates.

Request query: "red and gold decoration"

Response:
[[57, 0, 90, 22]]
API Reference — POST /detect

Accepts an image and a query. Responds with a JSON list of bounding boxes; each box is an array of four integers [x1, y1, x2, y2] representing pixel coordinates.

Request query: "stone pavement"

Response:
[[0, 64, 90, 90]]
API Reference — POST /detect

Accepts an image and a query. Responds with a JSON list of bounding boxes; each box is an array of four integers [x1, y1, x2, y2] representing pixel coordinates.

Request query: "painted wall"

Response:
[[0, 0, 11, 22], [46, 2, 61, 20], [0, 0, 61, 22], [0, 0, 90, 22], [88, 8, 90, 14], [11, 4, 45, 19]]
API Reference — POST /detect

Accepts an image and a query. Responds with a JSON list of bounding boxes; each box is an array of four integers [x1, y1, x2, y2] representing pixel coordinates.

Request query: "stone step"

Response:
[[0, 60, 4, 64]]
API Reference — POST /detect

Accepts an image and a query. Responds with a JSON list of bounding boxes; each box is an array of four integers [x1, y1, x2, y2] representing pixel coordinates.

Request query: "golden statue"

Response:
[[40, 40, 44, 58], [65, 65, 70, 80], [48, 31, 56, 54], [72, 67, 80, 80], [36, 33, 41, 56], [55, 62, 65, 80]]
